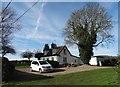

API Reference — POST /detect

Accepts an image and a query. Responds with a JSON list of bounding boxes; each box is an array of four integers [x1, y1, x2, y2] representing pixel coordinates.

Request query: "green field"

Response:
[[3, 68, 118, 86], [14, 63, 30, 68]]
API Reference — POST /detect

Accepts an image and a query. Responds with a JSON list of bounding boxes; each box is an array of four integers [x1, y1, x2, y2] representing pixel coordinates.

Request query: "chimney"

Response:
[[51, 43, 57, 49], [43, 44, 49, 55]]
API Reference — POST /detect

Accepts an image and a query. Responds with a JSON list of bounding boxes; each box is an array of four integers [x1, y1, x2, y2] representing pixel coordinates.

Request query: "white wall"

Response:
[[59, 47, 83, 65], [89, 57, 105, 66], [89, 57, 98, 65], [57, 56, 64, 64], [41, 56, 58, 61], [72, 56, 84, 65]]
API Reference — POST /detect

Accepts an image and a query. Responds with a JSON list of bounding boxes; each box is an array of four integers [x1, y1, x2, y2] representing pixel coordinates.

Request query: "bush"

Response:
[[102, 59, 117, 66], [62, 63, 77, 67], [47, 60, 59, 68], [2, 57, 15, 82], [62, 63, 70, 67]]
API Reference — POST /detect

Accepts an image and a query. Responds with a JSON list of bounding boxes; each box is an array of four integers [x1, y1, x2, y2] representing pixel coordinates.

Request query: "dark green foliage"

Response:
[[2, 57, 15, 82], [102, 59, 117, 66], [43, 44, 49, 52], [51, 43, 57, 49], [96, 56, 117, 66], [34, 51, 44, 60], [47, 60, 59, 68], [79, 45, 93, 64]]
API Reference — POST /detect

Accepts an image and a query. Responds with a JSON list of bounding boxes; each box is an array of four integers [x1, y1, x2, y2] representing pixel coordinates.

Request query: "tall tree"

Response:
[[21, 51, 33, 61], [63, 3, 113, 64], [0, 7, 21, 57]]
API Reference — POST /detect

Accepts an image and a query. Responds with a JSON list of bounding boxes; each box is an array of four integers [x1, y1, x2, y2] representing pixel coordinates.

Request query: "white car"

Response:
[[30, 60, 53, 73]]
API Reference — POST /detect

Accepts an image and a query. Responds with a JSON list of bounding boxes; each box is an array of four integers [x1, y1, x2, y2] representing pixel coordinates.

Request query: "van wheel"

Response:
[[39, 68, 42, 73], [30, 68, 33, 72]]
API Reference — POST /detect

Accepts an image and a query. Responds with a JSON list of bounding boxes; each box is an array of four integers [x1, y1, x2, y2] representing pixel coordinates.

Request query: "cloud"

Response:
[[25, 32, 64, 43], [17, 48, 38, 53]]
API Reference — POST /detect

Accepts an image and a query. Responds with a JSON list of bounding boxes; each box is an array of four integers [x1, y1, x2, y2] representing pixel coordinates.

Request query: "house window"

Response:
[[47, 58, 49, 61], [75, 60, 76, 62], [51, 57, 54, 61], [64, 49, 66, 55], [32, 61, 39, 66], [43, 58, 45, 60], [63, 57, 67, 63]]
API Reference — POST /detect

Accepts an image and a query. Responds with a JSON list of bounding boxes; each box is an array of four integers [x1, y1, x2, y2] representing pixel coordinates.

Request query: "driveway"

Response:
[[16, 65, 112, 76]]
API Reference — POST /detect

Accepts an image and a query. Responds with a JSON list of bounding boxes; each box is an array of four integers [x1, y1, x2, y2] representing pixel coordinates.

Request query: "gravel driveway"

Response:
[[16, 65, 111, 76]]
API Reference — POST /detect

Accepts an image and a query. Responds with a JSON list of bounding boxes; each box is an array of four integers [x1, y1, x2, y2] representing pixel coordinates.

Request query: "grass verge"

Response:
[[3, 68, 118, 86]]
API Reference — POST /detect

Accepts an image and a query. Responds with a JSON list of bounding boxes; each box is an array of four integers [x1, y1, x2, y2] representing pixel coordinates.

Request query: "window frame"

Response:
[[63, 57, 67, 63]]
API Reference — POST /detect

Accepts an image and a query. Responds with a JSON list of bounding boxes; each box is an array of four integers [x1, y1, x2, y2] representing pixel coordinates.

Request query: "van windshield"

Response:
[[39, 61, 48, 65]]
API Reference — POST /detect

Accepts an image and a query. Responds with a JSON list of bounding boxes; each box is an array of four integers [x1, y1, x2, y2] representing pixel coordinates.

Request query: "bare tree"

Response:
[[21, 51, 33, 61], [2, 45, 16, 57], [0, 7, 21, 57], [63, 3, 113, 64]]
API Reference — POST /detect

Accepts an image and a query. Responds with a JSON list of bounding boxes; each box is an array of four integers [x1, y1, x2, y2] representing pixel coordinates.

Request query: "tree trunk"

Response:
[[78, 45, 93, 64], [2, 52, 6, 58], [28, 58, 30, 61]]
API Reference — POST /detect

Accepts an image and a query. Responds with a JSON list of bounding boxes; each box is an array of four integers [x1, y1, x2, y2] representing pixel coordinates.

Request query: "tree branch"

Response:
[[93, 37, 104, 47]]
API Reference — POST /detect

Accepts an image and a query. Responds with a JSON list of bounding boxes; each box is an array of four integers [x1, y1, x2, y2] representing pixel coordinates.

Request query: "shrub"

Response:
[[2, 57, 15, 82], [47, 60, 59, 68], [102, 59, 117, 66]]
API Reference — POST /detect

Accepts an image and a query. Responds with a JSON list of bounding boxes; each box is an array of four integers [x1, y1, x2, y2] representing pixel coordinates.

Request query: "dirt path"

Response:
[[16, 65, 112, 76]]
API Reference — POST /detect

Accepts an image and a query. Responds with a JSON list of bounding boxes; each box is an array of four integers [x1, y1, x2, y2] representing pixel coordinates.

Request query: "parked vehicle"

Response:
[[30, 60, 53, 73]]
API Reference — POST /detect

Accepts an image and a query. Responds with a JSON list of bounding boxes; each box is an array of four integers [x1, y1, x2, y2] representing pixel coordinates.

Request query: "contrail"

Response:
[[35, 13, 41, 31], [35, 0, 47, 32]]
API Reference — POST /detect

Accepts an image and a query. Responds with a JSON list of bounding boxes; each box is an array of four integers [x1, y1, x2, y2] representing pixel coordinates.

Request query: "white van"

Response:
[[30, 60, 53, 73]]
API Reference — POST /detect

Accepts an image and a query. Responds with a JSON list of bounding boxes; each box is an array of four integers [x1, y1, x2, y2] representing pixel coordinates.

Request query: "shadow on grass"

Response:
[[12, 70, 53, 82]]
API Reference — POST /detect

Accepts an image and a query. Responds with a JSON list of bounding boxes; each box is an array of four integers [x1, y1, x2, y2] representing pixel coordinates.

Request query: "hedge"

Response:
[[2, 57, 15, 82]]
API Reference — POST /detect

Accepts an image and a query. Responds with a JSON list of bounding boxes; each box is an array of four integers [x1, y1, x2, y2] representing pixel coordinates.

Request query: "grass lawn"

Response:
[[3, 68, 118, 86], [15, 63, 30, 68]]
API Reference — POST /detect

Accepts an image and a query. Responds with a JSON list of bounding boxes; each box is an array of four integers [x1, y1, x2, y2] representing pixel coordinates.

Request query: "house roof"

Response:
[[42, 46, 65, 57], [54, 46, 65, 55], [41, 45, 80, 59]]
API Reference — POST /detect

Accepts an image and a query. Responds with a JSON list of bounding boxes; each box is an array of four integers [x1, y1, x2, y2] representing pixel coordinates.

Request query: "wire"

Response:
[[2, 0, 12, 14], [13, 0, 40, 24]]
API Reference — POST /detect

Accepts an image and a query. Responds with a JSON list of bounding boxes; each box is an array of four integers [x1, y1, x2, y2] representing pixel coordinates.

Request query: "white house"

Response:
[[39, 44, 83, 65], [89, 56, 104, 66]]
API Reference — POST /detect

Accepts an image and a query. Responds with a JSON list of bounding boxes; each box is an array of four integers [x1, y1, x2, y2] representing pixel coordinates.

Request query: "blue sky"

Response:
[[3, 1, 118, 60]]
